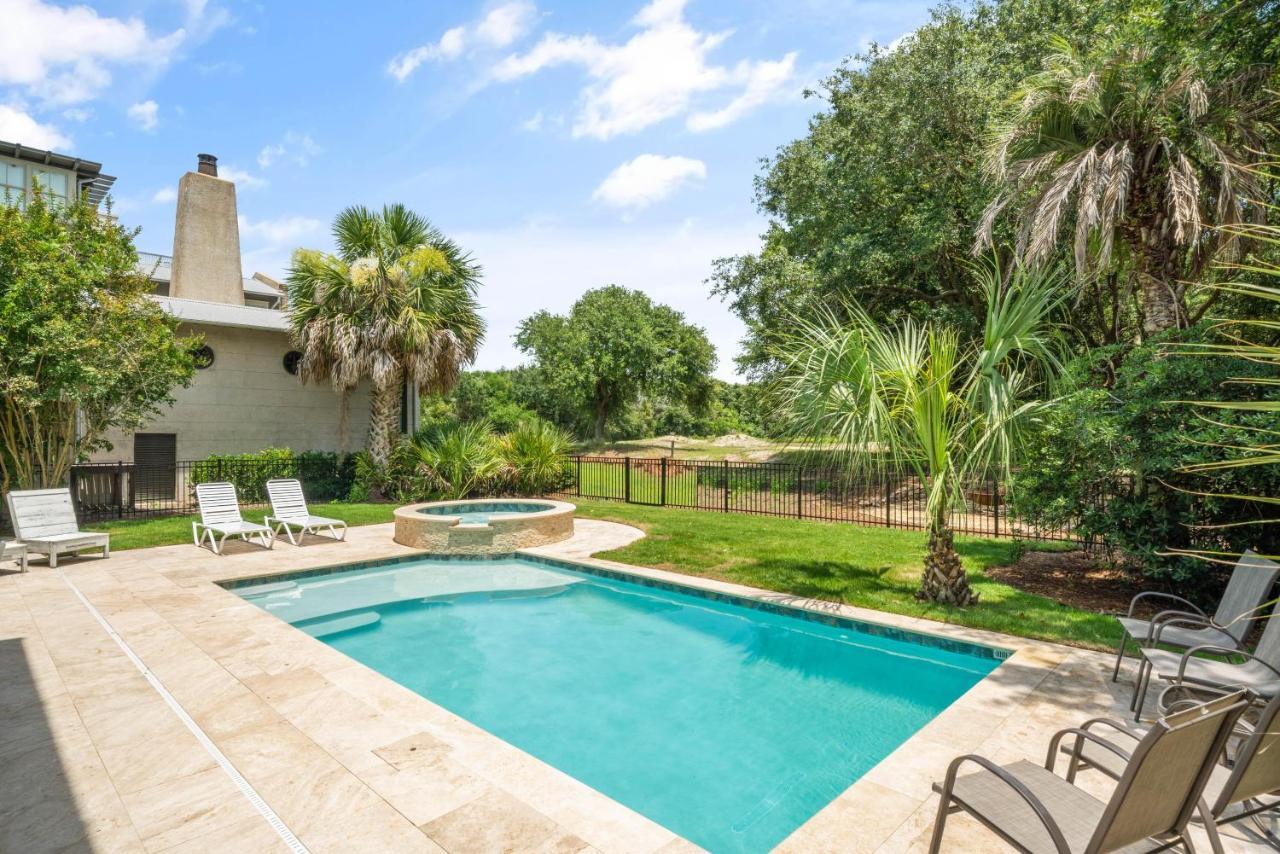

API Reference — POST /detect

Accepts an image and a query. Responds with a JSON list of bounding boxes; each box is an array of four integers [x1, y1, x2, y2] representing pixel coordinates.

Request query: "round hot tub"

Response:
[[393, 498, 575, 554]]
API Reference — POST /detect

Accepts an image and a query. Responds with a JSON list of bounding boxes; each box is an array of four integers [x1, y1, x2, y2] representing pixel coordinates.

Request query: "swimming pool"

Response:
[[231, 555, 1006, 853]]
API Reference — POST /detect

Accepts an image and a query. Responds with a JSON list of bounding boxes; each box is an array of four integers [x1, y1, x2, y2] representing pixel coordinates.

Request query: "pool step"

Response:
[[237, 580, 299, 598], [298, 611, 381, 638]]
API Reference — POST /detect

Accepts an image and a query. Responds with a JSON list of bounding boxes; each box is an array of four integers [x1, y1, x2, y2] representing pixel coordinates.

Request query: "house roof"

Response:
[[152, 295, 290, 332], [0, 139, 117, 206]]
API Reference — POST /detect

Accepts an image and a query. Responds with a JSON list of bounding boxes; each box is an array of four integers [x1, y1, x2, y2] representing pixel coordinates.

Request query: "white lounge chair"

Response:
[[4, 488, 109, 568], [264, 478, 347, 545], [193, 482, 274, 554]]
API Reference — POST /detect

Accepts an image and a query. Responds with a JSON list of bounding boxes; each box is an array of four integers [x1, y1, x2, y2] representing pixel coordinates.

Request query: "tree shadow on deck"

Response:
[[0, 638, 96, 852]]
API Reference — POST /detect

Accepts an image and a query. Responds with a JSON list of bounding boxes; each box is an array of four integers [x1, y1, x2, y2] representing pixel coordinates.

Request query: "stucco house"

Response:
[[2, 140, 410, 478]]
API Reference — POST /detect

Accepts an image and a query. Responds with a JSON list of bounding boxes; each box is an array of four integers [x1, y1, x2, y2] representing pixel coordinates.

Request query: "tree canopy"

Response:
[[515, 285, 717, 442], [0, 190, 195, 489]]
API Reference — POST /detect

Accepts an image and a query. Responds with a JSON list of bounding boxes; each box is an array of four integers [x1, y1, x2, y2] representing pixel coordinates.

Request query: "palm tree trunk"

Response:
[[918, 525, 978, 606], [367, 377, 403, 467]]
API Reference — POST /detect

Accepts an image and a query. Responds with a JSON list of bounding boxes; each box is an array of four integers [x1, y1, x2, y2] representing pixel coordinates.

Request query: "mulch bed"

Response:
[[987, 549, 1146, 614]]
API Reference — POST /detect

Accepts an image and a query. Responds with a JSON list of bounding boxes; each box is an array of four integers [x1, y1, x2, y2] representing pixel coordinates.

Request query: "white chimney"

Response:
[[169, 153, 244, 305]]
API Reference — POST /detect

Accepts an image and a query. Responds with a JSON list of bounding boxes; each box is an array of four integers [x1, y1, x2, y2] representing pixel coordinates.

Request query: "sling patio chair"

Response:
[[4, 488, 110, 568], [1112, 550, 1280, 683], [263, 478, 347, 545], [928, 690, 1249, 854], [1130, 599, 1280, 721], [1051, 689, 1280, 851], [193, 482, 274, 555]]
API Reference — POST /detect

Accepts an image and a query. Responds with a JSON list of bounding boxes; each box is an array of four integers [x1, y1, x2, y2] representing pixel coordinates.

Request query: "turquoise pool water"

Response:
[[233, 556, 1005, 853], [418, 500, 553, 525]]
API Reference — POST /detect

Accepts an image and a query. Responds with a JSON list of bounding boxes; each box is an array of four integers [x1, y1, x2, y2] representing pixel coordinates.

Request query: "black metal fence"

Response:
[[552, 455, 1083, 542], [65, 454, 353, 522]]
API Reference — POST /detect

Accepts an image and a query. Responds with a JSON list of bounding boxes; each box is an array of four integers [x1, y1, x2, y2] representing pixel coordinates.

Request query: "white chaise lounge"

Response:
[[193, 482, 274, 554], [264, 478, 347, 545], [5, 488, 110, 568]]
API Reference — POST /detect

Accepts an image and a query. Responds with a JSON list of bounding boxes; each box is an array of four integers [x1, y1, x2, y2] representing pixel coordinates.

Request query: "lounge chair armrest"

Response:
[[936, 754, 1072, 854], [1079, 717, 1145, 742], [1178, 645, 1280, 683], [1128, 591, 1205, 618], [1045, 727, 1134, 773], [1150, 616, 1236, 647]]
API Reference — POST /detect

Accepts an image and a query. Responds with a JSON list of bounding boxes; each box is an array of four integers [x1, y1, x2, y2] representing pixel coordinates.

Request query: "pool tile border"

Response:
[[221, 551, 1010, 662]]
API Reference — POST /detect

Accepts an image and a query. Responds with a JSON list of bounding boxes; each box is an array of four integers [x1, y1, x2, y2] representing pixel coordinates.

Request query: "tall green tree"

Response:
[[976, 36, 1276, 336], [516, 286, 716, 442], [775, 265, 1065, 605], [287, 204, 485, 466], [0, 189, 195, 490]]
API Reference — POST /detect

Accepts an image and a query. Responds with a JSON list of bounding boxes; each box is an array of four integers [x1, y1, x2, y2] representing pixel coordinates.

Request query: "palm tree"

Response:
[[774, 264, 1065, 605], [976, 36, 1274, 336], [287, 204, 484, 467]]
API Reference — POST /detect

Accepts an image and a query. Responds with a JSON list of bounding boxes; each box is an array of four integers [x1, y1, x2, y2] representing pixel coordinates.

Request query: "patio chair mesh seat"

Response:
[[1141, 648, 1280, 698], [1117, 617, 1237, 650]]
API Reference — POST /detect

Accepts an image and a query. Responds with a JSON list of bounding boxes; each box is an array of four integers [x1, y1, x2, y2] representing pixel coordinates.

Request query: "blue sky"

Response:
[[1, 0, 934, 378]]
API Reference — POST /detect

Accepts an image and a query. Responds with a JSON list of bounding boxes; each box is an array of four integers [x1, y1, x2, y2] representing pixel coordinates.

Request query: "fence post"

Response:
[[992, 476, 1001, 538], [660, 457, 667, 506], [884, 474, 892, 528], [796, 466, 803, 518], [624, 457, 631, 503], [722, 460, 730, 512], [576, 457, 582, 497], [115, 461, 124, 519]]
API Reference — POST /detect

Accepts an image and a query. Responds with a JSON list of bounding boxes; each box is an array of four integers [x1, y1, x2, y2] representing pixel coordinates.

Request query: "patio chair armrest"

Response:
[[1178, 646, 1280, 683], [1150, 616, 1236, 647], [1128, 591, 1205, 618], [936, 754, 1072, 854], [1045, 727, 1134, 774], [1079, 717, 1145, 742]]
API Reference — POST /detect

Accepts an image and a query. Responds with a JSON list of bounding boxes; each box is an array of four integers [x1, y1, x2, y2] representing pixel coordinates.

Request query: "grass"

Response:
[[85, 495, 1114, 649], [86, 502, 395, 551], [569, 499, 1117, 650]]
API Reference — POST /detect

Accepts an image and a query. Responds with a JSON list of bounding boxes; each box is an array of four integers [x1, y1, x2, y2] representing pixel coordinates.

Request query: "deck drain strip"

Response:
[[59, 571, 311, 854]]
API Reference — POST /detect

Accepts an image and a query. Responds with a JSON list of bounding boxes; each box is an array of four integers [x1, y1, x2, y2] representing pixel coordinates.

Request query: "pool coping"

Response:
[[9, 521, 1151, 853]]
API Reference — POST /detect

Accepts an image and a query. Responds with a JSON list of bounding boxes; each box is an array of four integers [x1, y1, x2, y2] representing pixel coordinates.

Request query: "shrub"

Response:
[[388, 421, 502, 501], [497, 419, 574, 495], [190, 447, 295, 503], [1012, 324, 1280, 590]]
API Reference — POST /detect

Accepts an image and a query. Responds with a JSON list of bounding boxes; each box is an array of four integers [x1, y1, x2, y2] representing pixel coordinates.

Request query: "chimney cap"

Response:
[[196, 153, 218, 176]]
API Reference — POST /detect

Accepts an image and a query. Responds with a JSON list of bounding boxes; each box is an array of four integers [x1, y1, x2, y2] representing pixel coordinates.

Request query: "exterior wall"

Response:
[[92, 322, 372, 462], [169, 170, 243, 304]]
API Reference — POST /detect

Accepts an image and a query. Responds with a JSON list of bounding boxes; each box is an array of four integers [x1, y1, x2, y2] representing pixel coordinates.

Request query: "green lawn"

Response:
[[570, 499, 1117, 650], [86, 502, 395, 551], [86, 496, 1115, 649]]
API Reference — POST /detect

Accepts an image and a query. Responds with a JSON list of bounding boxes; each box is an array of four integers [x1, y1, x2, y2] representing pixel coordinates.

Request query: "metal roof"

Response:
[[152, 295, 289, 332], [0, 139, 116, 206]]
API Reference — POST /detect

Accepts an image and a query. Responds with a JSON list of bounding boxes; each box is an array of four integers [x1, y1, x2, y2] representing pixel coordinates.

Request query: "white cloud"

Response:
[[151, 186, 177, 203], [127, 99, 159, 132], [61, 106, 91, 122], [593, 154, 706, 209], [238, 214, 324, 245], [389, 1, 537, 82], [490, 0, 796, 139], [0, 103, 71, 149], [520, 110, 544, 132], [217, 165, 267, 189], [457, 220, 759, 379], [0, 0, 188, 106], [257, 131, 321, 168]]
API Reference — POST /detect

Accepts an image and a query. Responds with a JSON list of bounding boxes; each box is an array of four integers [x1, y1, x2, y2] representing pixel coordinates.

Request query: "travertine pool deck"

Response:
[[0, 520, 1271, 853]]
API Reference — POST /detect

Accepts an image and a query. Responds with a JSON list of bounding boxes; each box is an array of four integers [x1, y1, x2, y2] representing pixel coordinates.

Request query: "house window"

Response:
[[1, 160, 24, 208], [191, 345, 215, 369], [32, 169, 69, 204]]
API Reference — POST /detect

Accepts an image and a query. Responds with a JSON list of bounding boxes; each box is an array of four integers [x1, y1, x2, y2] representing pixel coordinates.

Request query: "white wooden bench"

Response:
[[264, 478, 347, 545], [194, 482, 274, 554], [5, 488, 110, 568]]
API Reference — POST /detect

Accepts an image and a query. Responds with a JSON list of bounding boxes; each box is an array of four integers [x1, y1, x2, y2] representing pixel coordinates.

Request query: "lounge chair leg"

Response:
[[927, 795, 951, 854], [49, 550, 57, 569], [1134, 664, 1152, 721], [1130, 658, 1147, 711], [1112, 630, 1130, 681]]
